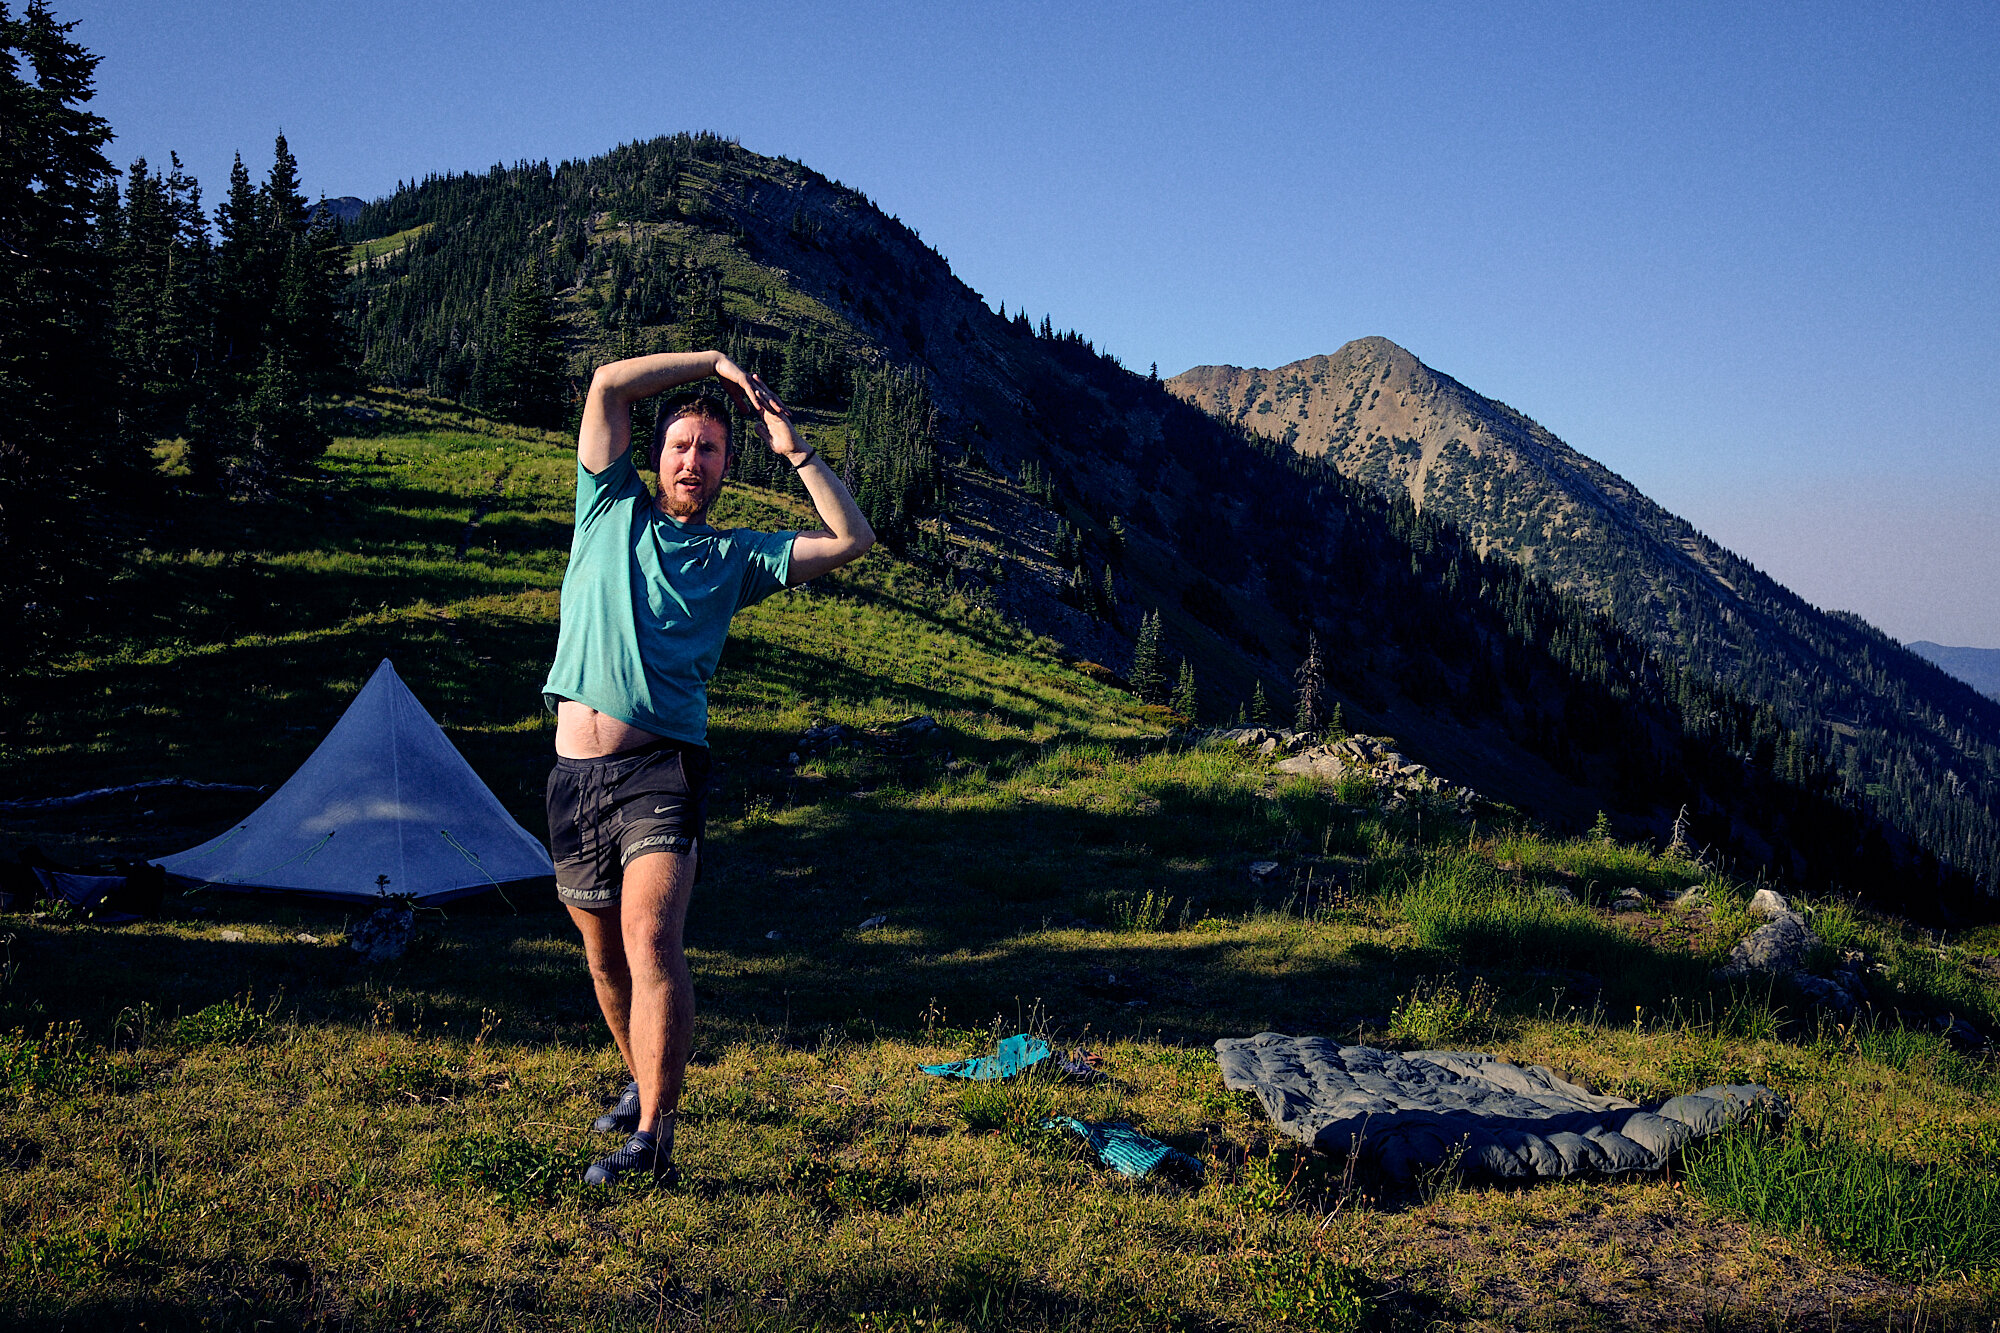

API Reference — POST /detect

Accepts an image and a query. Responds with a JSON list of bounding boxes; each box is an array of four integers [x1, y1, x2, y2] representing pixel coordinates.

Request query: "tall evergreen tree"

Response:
[[270, 201, 351, 391], [259, 131, 308, 237], [490, 254, 567, 427], [0, 0, 120, 655], [212, 151, 262, 369], [1171, 659, 1200, 722], [111, 153, 212, 433], [1129, 610, 1167, 704], [1294, 631, 1330, 735], [234, 348, 327, 495], [1250, 680, 1271, 724]]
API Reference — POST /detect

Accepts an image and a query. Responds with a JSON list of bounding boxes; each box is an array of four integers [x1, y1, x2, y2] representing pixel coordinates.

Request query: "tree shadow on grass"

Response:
[[7, 776, 1782, 1066]]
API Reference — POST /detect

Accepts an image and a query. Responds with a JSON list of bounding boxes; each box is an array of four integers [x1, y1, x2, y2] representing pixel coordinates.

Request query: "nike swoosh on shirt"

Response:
[[654, 805, 674, 814]]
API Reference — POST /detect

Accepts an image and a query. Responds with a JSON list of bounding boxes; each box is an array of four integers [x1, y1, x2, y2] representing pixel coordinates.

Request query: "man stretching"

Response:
[[542, 350, 873, 1185]]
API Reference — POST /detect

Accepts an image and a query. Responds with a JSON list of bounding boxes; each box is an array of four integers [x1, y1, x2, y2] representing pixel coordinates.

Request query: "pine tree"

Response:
[[232, 348, 328, 495], [1170, 659, 1199, 722], [269, 195, 351, 391], [1250, 680, 1271, 724], [1296, 628, 1328, 732], [843, 363, 941, 539], [1106, 515, 1126, 563], [1053, 519, 1076, 567], [1129, 610, 1167, 704], [259, 131, 309, 238], [490, 254, 567, 426], [212, 151, 262, 370], [1294, 632, 1329, 735], [1329, 701, 1347, 739], [0, 0, 121, 656], [111, 153, 212, 434], [1098, 565, 1119, 622]]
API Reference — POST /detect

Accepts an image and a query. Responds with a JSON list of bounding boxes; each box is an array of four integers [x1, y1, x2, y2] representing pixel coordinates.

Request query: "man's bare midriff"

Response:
[[554, 700, 666, 759]]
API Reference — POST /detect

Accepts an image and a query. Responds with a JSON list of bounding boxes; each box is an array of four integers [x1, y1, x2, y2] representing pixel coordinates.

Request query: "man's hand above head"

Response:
[[578, 350, 771, 476], [767, 392, 875, 585]]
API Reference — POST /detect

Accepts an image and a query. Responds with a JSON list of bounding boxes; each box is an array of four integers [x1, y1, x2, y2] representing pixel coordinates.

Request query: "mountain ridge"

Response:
[[1908, 641, 2000, 703], [335, 135, 1998, 910], [1170, 340, 2000, 897]]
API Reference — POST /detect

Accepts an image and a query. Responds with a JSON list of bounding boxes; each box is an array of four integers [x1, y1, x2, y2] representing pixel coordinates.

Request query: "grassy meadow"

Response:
[[3, 395, 2000, 1330]]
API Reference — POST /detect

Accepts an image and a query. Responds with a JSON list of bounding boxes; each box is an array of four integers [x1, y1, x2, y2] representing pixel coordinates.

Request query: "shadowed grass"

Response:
[[6, 397, 2000, 1329]]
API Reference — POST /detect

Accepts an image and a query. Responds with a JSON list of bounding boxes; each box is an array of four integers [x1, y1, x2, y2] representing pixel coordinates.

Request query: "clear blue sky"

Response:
[[66, 0, 2000, 647]]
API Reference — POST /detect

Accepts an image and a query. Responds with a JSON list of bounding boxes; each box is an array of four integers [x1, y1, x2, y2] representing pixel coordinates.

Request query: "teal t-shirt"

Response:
[[542, 455, 796, 744]]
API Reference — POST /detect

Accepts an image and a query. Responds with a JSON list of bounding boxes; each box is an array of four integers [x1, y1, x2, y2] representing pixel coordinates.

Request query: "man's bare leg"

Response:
[[569, 849, 696, 1137], [618, 849, 697, 1137], [567, 851, 699, 1134], [568, 902, 639, 1083]]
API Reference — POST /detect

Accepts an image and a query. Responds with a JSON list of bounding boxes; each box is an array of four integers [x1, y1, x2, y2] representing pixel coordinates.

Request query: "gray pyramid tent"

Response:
[[156, 659, 552, 902]]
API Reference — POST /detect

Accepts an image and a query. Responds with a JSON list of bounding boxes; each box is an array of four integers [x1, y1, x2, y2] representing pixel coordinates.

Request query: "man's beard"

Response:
[[661, 475, 723, 520]]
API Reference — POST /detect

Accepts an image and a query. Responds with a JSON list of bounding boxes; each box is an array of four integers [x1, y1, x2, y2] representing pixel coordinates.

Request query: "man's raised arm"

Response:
[[577, 351, 767, 474], [744, 397, 875, 584]]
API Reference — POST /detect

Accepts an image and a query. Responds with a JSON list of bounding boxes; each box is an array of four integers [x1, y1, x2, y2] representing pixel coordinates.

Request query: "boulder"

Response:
[[1936, 1015, 1990, 1050], [795, 722, 858, 756], [350, 905, 414, 964], [1793, 972, 1861, 1013], [1611, 888, 1649, 913], [1715, 910, 1815, 979], [1248, 861, 1282, 884], [1747, 888, 1792, 918], [1272, 749, 1344, 780]]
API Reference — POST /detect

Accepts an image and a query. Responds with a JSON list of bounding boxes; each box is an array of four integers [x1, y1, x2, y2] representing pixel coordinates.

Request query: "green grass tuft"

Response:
[[1682, 1112, 2000, 1280]]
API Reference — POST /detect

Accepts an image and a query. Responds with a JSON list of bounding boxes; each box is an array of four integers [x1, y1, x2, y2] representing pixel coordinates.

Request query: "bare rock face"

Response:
[[350, 905, 414, 964]]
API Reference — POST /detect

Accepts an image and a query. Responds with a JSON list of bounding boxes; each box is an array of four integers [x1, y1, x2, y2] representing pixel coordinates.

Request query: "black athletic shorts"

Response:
[[546, 737, 711, 909]]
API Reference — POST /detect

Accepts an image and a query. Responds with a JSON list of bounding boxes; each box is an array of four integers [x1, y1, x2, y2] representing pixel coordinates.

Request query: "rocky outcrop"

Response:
[[1713, 890, 1873, 1013], [1241, 732, 1481, 812]]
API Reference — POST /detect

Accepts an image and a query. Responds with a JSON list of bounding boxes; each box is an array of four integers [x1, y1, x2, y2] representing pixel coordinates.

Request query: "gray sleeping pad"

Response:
[[1215, 1033, 1781, 1183]]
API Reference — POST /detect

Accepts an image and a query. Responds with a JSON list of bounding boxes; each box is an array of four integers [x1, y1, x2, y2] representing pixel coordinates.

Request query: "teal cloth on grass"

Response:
[[919, 1034, 1051, 1080], [1041, 1116, 1205, 1180]]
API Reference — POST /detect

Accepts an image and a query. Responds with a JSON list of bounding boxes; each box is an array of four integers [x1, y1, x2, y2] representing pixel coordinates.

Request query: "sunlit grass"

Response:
[[6, 395, 2000, 1328]]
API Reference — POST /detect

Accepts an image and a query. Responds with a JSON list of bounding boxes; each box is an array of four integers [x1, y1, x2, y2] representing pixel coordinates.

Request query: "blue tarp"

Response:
[[920, 1034, 1051, 1080]]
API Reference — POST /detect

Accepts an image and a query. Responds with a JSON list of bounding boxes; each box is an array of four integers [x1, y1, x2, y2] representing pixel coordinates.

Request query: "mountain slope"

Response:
[[334, 136, 1993, 911], [1909, 642, 2000, 703], [1171, 340, 2000, 900]]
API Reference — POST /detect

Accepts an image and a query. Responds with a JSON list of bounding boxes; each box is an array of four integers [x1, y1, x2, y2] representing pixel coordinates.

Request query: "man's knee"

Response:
[[624, 936, 688, 990], [586, 954, 632, 990]]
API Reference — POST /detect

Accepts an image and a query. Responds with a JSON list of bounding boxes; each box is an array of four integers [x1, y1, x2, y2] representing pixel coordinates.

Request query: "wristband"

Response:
[[789, 447, 819, 471]]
